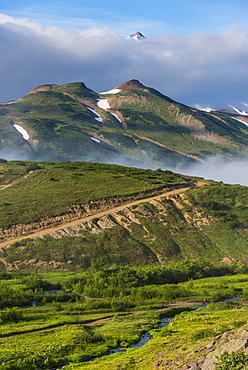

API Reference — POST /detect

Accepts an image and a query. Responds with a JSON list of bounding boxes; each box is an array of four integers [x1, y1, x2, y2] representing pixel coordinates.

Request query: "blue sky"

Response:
[[1, 0, 248, 36], [0, 0, 248, 107]]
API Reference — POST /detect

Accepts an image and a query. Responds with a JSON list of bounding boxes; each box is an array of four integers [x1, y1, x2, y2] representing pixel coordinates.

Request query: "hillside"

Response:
[[1, 80, 248, 169], [1, 161, 248, 272]]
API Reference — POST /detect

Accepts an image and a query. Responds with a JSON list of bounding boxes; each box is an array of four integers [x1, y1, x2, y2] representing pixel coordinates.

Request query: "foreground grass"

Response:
[[0, 308, 160, 369], [0, 272, 248, 369]]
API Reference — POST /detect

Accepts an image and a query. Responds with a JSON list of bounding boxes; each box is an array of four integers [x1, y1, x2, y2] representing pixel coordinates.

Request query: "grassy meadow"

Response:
[[0, 263, 248, 369]]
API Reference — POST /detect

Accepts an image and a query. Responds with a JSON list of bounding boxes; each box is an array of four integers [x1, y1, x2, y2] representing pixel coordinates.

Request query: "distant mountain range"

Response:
[[0, 79, 248, 169]]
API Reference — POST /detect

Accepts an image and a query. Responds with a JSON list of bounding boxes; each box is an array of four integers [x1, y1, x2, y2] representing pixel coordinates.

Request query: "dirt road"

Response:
[[0, 182, 205, 249]]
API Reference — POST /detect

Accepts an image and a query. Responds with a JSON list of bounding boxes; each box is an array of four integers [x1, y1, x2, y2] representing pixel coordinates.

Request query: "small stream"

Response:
[[54, 299, 238, 368], [85, 317, 172, 362], [83, 299, 238, 363], [53, 316, 173, 368]]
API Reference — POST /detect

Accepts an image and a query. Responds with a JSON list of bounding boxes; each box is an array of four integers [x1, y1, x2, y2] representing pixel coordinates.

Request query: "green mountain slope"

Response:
[[1, 80, 248, 168], [1, 161, 248, 272]]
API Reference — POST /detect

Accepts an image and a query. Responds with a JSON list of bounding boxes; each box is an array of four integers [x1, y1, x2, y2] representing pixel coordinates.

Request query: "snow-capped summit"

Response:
[[125, 31, 146, 41]]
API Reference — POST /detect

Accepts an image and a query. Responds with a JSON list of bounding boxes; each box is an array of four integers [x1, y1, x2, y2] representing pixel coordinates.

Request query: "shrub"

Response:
[[211, 289, 236, 302], [0, 307, 23, 323], [73, 326, 103, 346], [191, 328, 216, 341], [215, 350, 248, 370], [242, 288, 248, 300], [22, 274, 53, 291], [83, 299, 111, 311], [26, 163, 41, 171], [233, 320, 246, 328]]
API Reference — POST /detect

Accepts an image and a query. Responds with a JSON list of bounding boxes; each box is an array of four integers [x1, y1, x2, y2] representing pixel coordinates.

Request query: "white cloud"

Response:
[[184, 157, 248, 186], [195, 105, 215, 112], [0, 13, 248, 109]]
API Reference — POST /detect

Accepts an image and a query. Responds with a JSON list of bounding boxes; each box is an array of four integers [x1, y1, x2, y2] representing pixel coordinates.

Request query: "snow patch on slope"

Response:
[[100, 88, 121, 95], [96, 99, 122, 122], [110, 112, 122, 123], [232, 117, 248, 127], [87, 106, 104, 122], [229, 105, 248, 116], [97, 99, 110, 110], [90, 137, 101, 143], [13, 124, 29, 140]]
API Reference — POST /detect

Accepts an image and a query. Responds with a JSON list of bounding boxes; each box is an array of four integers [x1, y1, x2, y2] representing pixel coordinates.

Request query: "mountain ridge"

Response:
[[1, 79, 248, 170]]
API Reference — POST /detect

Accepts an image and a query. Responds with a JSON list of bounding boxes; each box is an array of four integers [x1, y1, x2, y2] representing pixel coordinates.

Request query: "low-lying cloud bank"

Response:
[[183, 157, 248, 186], [1, 142, 248, 186], [0, 13, 248, 109]]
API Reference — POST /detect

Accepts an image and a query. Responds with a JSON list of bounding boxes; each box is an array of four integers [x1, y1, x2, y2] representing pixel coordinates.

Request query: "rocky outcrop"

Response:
[[116, 79, 145, 90], [175, 329, 248, 370], [201, 329, 248, 370]]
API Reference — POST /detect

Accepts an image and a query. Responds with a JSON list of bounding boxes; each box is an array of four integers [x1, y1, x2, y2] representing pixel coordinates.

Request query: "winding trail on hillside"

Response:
[[0, 182, 206, 249], [0, 170, 34, 190]]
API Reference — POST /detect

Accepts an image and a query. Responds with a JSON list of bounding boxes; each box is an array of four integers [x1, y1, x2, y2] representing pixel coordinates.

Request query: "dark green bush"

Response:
[[191, 328, 216, 341], [22, 274, 54, 291], [211, 289, 236, 302], [0, 307, 23, 323], [215, 350, 248, 370], [26, 163, 41, 171], [233, 320, 246, 328]]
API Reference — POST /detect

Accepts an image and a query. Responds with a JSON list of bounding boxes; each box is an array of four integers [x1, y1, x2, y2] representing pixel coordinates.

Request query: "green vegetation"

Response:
[[0, 261, 243, 309], [0, 307, 23, 323], [187, 183, 248, 229], [215, 351, 248, 370], [2, 80, 248, 369], [0, 267, 248, 369], [109, 87, 248, 159], [184, 183, 248, 263]]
